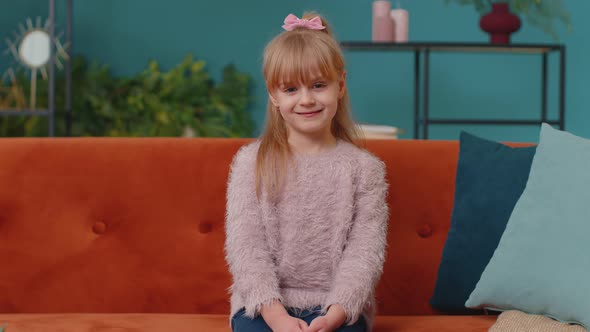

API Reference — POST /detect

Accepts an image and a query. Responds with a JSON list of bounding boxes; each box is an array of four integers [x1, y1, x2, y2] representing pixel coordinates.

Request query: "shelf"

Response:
[[0, 109, 51, 116], [339, 41, 566, 138], [340, 42, 563, 54], [427, 119, 561, 126], [0, 0, 72, 137]]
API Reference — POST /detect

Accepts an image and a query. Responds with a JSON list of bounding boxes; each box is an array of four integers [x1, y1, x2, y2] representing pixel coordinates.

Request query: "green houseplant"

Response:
[[0, 55, 255, 137], [445, 0, 571, 41]]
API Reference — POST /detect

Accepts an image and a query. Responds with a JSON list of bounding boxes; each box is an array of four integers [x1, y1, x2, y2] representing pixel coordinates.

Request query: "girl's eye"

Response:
[[313, 82, 327, 89], [284, 87, 297, 93]]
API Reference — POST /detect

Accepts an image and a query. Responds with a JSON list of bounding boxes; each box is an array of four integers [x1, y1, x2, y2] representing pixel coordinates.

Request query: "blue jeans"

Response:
[[231, 307, 367, 332]]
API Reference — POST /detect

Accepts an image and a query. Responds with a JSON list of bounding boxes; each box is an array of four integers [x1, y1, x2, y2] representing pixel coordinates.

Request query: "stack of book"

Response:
[[358, 124, 401, 139]]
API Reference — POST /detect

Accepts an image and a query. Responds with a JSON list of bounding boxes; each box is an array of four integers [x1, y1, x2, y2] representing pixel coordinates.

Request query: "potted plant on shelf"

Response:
[[445, 0, 571, 44]]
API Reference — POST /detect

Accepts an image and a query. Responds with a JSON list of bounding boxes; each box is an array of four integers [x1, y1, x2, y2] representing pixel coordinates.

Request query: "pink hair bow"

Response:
[[282, 14, 326, 31]]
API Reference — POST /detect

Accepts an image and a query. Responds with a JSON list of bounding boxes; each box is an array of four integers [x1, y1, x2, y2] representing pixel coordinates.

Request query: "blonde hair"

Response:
[[256, 12, 362, 200]]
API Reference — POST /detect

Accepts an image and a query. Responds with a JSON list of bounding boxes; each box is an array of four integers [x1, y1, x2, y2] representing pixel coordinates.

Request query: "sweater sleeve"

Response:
[[224, 144, 282, 318], [324, 156, 389, 325]]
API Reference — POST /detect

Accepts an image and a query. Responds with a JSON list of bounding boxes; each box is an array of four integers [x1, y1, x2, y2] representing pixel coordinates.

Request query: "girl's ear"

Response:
[[270, 96, 279, 109], [338, 71, 347, 99], [268, 90, 279, 108]]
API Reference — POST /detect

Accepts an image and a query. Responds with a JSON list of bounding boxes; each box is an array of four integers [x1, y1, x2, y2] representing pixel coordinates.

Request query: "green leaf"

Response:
[[0, 54, 255, 137]]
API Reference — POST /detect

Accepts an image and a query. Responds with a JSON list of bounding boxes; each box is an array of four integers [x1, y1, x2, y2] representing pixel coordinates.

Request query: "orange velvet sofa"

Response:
[[0, 138, 498, 331]]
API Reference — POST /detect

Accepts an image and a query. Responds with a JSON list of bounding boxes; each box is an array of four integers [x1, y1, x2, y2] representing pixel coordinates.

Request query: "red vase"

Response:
[[479, 2, 521, 44]]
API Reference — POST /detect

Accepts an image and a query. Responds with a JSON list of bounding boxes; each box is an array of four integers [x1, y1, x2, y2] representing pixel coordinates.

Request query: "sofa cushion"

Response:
[[0, 137, 491, 317], [431, 131, 536, 313], [489, 310, 587, 332], [466, 124, 590, 328], [0, 314, 497, 332]]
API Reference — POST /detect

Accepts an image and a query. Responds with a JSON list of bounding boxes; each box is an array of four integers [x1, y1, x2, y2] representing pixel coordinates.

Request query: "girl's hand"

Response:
[[268, 314, 308, 332], [261, 301, 308, 332], [260, 301, 302, 332], [306, 316, 331, 332], [306, 304, 347, 332]]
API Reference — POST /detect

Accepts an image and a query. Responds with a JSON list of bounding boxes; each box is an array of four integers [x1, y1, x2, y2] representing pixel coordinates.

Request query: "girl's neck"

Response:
[[288, 131, 338, 155]]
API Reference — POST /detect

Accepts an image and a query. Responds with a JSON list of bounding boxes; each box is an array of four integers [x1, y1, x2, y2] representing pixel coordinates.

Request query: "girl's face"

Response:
[[269, 71, 346, 140]]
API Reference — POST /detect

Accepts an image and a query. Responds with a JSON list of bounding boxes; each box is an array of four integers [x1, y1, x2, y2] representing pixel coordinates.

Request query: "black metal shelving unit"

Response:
[[0, 0, 73, 137], [340, 41, 566, 139]]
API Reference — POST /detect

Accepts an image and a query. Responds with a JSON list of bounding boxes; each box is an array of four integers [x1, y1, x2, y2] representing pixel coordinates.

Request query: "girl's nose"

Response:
[[299, 89, 316, 106]]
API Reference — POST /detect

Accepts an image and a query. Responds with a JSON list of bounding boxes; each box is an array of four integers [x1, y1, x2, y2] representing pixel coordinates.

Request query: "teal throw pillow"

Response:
[[466, 123, 590, 328], [430, 131, 536, 313]]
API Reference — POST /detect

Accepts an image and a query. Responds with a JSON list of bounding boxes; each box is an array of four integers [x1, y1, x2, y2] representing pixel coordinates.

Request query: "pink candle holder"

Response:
[[391, 7, 409, 42], [372, 0, 394, 42]]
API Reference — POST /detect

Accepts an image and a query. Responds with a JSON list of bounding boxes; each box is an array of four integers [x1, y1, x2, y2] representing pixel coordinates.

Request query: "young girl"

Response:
[[225, 12, 389, 332]]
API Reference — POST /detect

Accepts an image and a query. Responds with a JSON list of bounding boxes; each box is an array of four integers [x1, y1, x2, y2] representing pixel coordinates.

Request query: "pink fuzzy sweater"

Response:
[[224, 140, 389, 329]]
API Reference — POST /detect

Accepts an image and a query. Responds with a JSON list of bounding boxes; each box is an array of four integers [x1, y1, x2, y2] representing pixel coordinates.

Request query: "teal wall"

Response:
[[2, 0, 588, 142]]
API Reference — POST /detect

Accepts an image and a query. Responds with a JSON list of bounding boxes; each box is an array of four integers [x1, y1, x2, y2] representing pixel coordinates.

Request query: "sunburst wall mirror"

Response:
[[4, 16, 68, 109]]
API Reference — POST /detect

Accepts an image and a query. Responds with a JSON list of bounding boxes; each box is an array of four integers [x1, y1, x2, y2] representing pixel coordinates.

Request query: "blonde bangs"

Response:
[[265, 33, 340, 90]]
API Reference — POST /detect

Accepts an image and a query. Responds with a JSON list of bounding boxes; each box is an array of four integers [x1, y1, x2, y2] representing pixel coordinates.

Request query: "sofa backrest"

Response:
[[0, 138, 460, 316]]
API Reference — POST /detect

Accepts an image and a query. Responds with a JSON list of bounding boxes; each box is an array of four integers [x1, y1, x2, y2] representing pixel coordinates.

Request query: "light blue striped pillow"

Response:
[[466, 123, 590, 329]]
